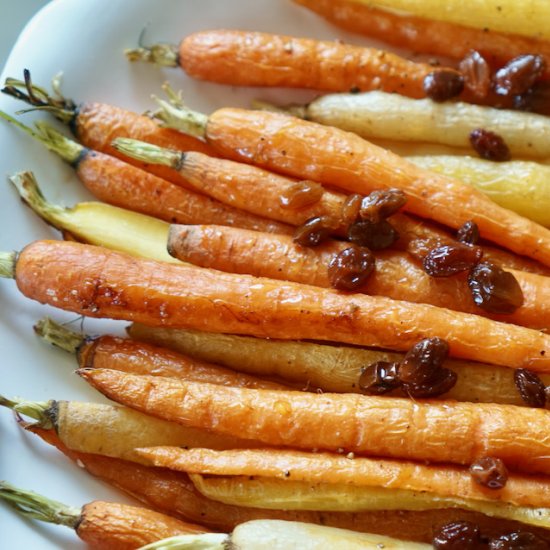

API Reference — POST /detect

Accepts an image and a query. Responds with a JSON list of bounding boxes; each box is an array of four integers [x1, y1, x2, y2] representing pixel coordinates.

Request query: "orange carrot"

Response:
[[112, 139, 550, 276], [127, 30, 454, 99], [6, 240, 550, 369], [293, 0, 550, 80], [30, 427, 550, 543], [2, 71, 217, 189], [168, 106, 550, 267], [0, 112, 290, 235], [0, 482, 206, 550], [135, 447, 549, 508], [167, 224, 550, 332], [79, 369, 550, 475]]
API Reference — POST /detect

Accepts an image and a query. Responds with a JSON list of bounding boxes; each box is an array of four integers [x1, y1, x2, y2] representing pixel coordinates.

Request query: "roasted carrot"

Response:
[[2, 70, 217, 189], [29, 427, 550, 543], [0, 113, 290, 235], [5, 240, 550, 369], [127, 323, 550, 406], [126, 30, 454, 99], [157, 105, 550, 267], [168, 224, 550, 332], [136, 447, 549, 509], [293, 0, 550, 79], [79, 369, 550, 475], [0, 482, 206, 550], [35, 317, 287, 390], [112, 138, 550, 276]]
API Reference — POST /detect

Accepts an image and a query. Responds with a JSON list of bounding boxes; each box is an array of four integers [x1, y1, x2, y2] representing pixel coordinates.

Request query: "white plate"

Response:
[[0, 0, 392, 547]]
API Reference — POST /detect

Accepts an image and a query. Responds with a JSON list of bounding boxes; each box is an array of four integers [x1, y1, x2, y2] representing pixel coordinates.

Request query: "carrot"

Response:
[[0, 481, 206, 550], [293, 0, 550, 79], [160, 105, 550, 267], [5, 240, 550, 369], [2, 71, 217, 189], [35, 317, 288, 390], [29, 427, 550, 543], [135, 447, 549, 509], [0, 113, 290, 235], [113, 137, 550, 276], [167, 224, 550, 332], [125, 30, 455, 100], [78, 369, 550, 475]]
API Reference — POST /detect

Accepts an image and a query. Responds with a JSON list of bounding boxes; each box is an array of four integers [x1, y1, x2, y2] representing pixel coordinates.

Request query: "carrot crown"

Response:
[[252, 98, 307, 119], [125, 28, 179, 67], [138, 533, 228, 550], [0, 481, 80, 529], [112, 137, 184, 170], [2, 69, 76, 124], [0, 395, 56, 429], [0, 251, 16, 279], [34, 317, 85, 354]]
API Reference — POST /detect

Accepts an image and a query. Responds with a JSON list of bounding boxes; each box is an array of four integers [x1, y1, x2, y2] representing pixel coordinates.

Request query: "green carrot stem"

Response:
[[138, 533, 228, 550], [111, 138, 183, 169], [0, 251, 16, 279], [34, 317, 85, 354], [125, 42, 179, 67], [0, 395, 56, 429]]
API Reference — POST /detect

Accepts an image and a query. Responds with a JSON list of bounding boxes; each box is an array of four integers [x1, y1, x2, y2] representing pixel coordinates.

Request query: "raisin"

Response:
[[359, 188, 406, 223], [358, 361, 401, 395], [407, 238, 442, 263], [493, 54, 546, 97], [433, 521, 483, 550], [489, 531, 548, 550], [341, 194, 363, 226], [469, 128, 511, 162], [459, 51, 491, 99], [328, 246, 375, 291], [423, 243, 483, 277], [348, 220, 399, 250], [514, 369, 546, 408], [399, 337, 449, 385], [293, 216, 334, 247], [469, 457, 508, 490], [468, 262, 524, 314], [424, 70, 465, 102], [456, 221, 480, 245], [280, 181, 323, 210], [513, 80, 550, 116], [403, 367, 457, 398]]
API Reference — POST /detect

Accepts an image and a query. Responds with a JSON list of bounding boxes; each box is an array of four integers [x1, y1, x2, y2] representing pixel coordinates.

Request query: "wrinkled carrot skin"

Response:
[[79, 370, 550, 476], [15, 241, 550, 370], [31, 428, 550, 543], [78, 501, 206, 550], [168, 225, 550, 332], [205, 108, 550, 267], [79, 335, 287, 390], [175, 152, 549, 275], [76, 151, 291, 234], [136, 447, 549, 508], [294, 0, 550, 79], [179, 30, 440, 98], [74, 102, 217, 190]]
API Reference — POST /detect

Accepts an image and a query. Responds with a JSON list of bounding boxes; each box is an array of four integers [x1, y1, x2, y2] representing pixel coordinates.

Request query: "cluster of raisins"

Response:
[[417, 220, 524, 315], [433, 521, 547, 549], [359, 337, 457, 398], [293, 188, 407, 291]]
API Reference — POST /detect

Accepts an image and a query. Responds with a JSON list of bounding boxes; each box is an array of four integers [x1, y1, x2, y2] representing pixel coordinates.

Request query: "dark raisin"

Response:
[[459, 51, 491, 99], [433, 521, 483, 550], [328, 246, 375, 291], [359, 188, 407, 223], [399, 337, 449, 385], [341, 194, 363, 226], [468, 262, 524, 314], [424, 70, 465, 102], [403, 367, 457, 398], [493, 54, 546, 97], [358, 361, 401, 395], [469, 456, 508, 490], [456, 221, 480, 245], [293, 216, 334, 247], [348, 220, 399, 250], [514, 369, 546, 408], [513, 80, 550, 116], [469, 128, 511, 162], [423, 243, 483, 277], [280, 181, 323, 210], [489, 531, 548, 550], [407, 238, 442, 263], [546, 386, 550, 406]]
